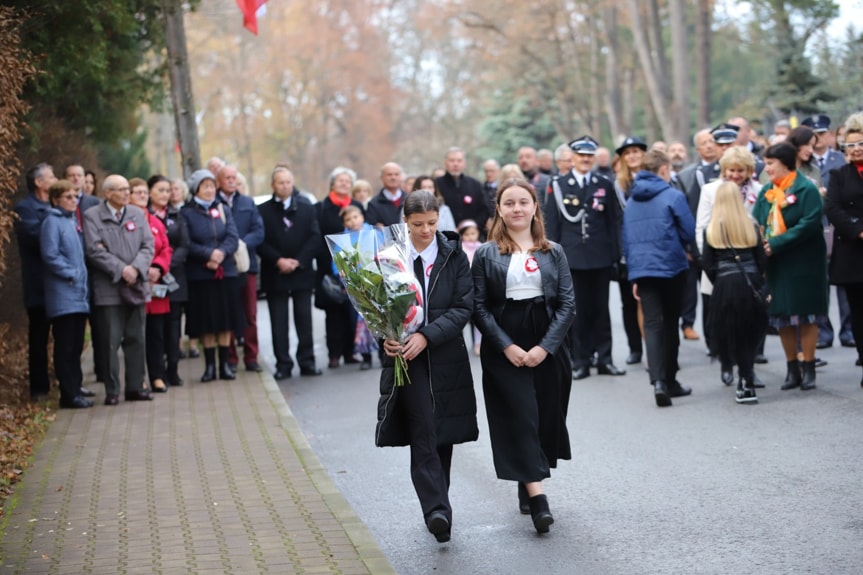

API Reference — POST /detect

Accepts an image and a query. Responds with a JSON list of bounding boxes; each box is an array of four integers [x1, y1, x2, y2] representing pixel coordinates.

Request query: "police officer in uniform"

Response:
[[545, 136, 625, 379]]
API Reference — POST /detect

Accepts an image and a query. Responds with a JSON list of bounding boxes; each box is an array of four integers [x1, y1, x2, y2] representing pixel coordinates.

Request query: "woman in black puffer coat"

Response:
[[376, 190, 478, 545]]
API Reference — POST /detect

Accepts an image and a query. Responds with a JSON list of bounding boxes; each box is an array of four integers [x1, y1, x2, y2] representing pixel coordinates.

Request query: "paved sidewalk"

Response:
[[0, 356, 395, 574]]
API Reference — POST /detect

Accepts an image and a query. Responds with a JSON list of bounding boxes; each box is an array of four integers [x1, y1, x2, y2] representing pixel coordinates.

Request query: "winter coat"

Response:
[[13, 193, 52, 308], [752, 172, 827, 316], [153, 204, 190, 303], [219, 192, 264, 274], [257, 192, 321, 292], [375, 232, 479, 448], [83, 201, 155, 306], [435, 173, 491, 231], [471, 240, 575, 355], [365, 190, 405, 227], [623, 171, 695, 281], [315, 196, 364, 308], [825, 163, 863, 285], [145, 212, 172, 315], [180, 199, 240, 282], [39, 207, 89, 319]]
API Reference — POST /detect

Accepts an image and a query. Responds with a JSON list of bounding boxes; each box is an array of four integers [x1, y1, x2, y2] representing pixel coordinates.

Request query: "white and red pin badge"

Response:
[[210, 208, 220, 219], [125, 221, 137, 232], [283, 216, 293, 229], [786, 194, 797, 205], [593, 188, 606, 198], [463, 195, 473, 204], [151, 226, 160, 235], [525, 256, 539, 273]]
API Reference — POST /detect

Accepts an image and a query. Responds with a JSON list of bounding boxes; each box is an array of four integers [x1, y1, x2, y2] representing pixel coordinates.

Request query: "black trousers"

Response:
[[27, 306, 51, 396], [842, 284, 863, 368], [618, 279, 642, 356], [325, 300, 357, 361], [680, 264, 699, 328], [165, 304, 183, 379], [145, 313, 167, 384], [701, 293, 713, 351], [638, 272, 686, 385], [268, 290, 315, 373], [570, 267, 613, 368], [52, 313, 86, 401], [398, 354, 452, 522]]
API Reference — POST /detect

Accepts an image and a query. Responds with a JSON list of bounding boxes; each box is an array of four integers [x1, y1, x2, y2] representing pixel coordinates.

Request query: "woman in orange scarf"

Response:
[[752, 142, 828, 392]]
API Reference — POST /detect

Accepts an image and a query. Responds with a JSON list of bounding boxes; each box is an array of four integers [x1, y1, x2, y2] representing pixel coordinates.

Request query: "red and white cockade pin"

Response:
[[125, 221, 137, 232], [210, 208, 220, 219], [463, 195, 473, 204], [786, 194, 797, 205], [525, 256, 539, 272]]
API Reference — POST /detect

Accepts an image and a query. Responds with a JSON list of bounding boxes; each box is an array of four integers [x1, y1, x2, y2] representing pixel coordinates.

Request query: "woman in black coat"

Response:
[[824, 112, 863, 387], [472, 178, 575, 535], [378, 190, 478, 544]]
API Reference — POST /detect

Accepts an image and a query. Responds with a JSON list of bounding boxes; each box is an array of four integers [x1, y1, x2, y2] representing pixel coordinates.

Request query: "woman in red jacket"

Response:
[[130, 178, 173, 393]]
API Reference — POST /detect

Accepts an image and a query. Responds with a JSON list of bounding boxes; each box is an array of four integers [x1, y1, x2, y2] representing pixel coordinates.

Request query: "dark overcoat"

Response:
[[824, 163, 863, 285], [376, 232, 479, 448], [257, 192, 320, 292]]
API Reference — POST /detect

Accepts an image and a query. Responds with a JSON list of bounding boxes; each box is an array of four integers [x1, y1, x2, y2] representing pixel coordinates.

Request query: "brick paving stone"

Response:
[[0, 354, 395, 574]]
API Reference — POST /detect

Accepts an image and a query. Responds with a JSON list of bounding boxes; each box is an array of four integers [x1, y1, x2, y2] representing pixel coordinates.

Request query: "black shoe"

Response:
[[754, 354, 768, 364], [781, 360, 802, 390], [752, 374, 765, 389], [60, 395, 94, 409], [79, 387, 96, 398], [841, 340, 856, 348], [426, 511, 450, 543], [188, 348, 200, 359], [125, 390, 154, 401], [300, 367, 323, 376], [201, 348, 217, 382], [668, 381, 692, 398], [219, 346, 236, 380], [654, 380, 672, 407], [104, 394, 119, 406], [245, 362, 263, 373], [801, 360, 816, 390], [721, 370, 734, 386], [178, 349, 187, 360], [528, 494, 554, 534], [517, 483, 530, 515], [735, 377, 758, 404], [625, 352, 642, 365], [597, 363, 625, 376], [360, 360, 372, 371], [857, 357, 861, 367], [151, 382, 168, 393], [816, 341, 832, 349], [572, 366, 590, 380], [814, 357, 828, 368], [167, 373, 184, 386], [273, 370, 292, 381]]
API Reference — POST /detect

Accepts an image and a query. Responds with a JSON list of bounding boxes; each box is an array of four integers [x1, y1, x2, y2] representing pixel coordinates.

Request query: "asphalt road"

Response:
[[256, 288, 863, 575]]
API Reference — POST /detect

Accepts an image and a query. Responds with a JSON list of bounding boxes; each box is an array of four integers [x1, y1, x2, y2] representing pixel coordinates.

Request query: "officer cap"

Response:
[[801, 114, 831, 133], [568, 136, 599, 155], [615, 136, 648, 156], [711, 123, 740, 144]]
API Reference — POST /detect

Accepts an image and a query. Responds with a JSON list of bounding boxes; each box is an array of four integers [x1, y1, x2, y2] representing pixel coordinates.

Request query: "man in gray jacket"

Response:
[[83, 175, 155, 405]]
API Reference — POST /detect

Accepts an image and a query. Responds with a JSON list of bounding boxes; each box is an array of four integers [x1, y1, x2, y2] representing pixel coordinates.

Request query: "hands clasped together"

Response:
[[383, 333, 428, 362], [503, 344, 548, 368]]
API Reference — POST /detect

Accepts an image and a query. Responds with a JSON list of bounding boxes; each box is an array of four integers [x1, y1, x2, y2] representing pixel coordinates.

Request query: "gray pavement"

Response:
[[0, 340, 395, 574], [273, 289, 863, 575]]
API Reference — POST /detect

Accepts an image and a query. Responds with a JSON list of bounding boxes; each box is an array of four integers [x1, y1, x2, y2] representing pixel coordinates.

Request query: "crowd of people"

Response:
[[13, 110, 863, 542]]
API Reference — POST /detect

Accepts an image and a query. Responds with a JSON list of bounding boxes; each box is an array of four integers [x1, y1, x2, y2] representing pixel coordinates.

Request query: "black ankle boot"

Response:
[[781, 360, 802, 390], [654, 380, 672, 407], [517, 483, 530, 515], [735, 376, 758, 404], [800, 360, 816, 390], [528, 494, 554, 534], [201, 348, 217, 382], [167, 362, 183, 386], [218, 346, 236, 380]]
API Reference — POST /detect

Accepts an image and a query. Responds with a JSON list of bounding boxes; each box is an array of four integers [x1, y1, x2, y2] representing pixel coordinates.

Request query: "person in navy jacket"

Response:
[[257, 166, 322, 380], [623, 150, 695, 407]]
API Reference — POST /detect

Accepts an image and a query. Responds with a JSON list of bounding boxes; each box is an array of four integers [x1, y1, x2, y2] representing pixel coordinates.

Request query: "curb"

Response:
[[260, 374, 398, 575]]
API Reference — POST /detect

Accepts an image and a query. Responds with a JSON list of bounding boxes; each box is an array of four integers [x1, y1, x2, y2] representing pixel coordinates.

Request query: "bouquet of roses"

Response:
[[326, 223, 424, 386]]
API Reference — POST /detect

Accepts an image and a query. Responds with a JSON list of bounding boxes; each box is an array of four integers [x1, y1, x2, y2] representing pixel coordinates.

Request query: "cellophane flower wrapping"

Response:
[[325, 223, 424, 386]]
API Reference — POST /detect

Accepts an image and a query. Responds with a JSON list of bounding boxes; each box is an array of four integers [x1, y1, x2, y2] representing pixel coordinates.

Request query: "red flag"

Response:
[[237, 0, 267, 35]]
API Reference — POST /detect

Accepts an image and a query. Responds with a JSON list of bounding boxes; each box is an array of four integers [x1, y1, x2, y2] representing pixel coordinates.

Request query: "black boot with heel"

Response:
[[800, 360, 816, 390], [517, 483, 530, 514], [219, 346, 236, 380], [781, 360, 802, 390], [200, 348, 216, 382], [528, 494, 554, 534]]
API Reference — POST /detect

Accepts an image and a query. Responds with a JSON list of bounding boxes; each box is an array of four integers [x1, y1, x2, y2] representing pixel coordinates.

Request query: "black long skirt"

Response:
[[708, 270, 767, 368], [186, 277, 244, 337], [481, 297, 572, 483]]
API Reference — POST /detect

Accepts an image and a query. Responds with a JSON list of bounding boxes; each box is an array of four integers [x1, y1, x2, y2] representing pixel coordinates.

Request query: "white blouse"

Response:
[[506, 252, 543, 300]]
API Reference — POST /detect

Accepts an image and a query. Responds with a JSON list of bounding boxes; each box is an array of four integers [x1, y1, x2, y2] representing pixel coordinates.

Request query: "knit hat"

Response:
[[188, 169, 216, 196]]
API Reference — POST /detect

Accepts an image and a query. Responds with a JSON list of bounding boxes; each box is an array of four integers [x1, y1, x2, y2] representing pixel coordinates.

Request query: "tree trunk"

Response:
[[588, 15, 601, 137], [627, 0, 673, 140], [602, 6, 623, 141], [695, 0, 712, 128], [669, 0, 690, 142]]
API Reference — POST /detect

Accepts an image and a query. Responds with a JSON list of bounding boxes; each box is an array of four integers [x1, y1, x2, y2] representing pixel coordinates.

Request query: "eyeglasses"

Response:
[[107, 186, 131, 192], [842, 141, 863, 150]]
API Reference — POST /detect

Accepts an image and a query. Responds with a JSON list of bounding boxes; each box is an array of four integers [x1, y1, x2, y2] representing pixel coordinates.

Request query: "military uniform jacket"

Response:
[[544, 170, 621, 270]]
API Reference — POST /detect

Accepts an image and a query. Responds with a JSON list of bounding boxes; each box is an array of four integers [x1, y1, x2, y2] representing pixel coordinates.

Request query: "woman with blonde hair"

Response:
[[702, 182, 767, 403], [496, 164, 525, 187]]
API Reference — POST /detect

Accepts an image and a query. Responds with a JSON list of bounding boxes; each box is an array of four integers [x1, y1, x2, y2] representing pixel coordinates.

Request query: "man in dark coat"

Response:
[[545, 136, 625, 379], [365, 162, 407, 227], [217, 165, 265, 372], [435, 147, 491, 232], [14, 163, 57, 399], [257, 167, 322, 380], [518, 146, 549, 207]]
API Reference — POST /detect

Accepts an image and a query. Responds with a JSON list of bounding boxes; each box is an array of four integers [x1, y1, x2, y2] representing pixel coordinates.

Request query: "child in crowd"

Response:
[[338, 205, 379, 370], [458, 219, 484, 355]]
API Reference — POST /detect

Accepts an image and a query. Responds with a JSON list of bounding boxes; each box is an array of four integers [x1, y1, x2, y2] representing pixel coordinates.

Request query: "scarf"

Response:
[[328, 191, 351, 209], [763, 171, 796, 238], [193, 196, 214, 210]]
